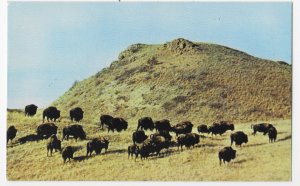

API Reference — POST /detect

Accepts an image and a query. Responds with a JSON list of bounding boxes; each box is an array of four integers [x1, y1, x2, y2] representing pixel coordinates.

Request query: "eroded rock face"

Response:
[[163, 38, 202, 54]]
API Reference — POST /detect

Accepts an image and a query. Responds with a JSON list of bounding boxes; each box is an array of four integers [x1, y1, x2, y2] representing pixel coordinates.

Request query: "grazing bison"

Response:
[[171, 121, 193, 136], [208, 122, 234, 136], [150, 130, 172, 141], [62, 124, 86, 141], [219, 121, 235, 131], [100, 114, 114, 129], [197, 124, 210, 134], [18, 134, 42, 144], [136, 142, 152, 160], [43, 106, 60, 123], [7, 126, 17, 144], [86, 138, 109, 156], [150, 135, 171, 155], [25, 104, 38, 117], [154, 119, 172, 132], [132, 130, 148, 144], [62, 146, 74, 163], [230, 131, 248, 146], [219, 146, 236, 166], [137, 117, 155, 131], [251, 123, 274, 135], [177, 133, 200, 150], [47, 135, 62, 156], [37, 123, 58, 139], [107, 117, 128, 133], [128, 144, 139, 160], [70, 107, 84, 122], [268, 127, 277, 143]]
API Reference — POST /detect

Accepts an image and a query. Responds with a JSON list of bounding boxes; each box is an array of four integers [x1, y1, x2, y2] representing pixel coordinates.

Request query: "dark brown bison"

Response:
[[70, 107, 84, 122], [230, 131, 248, 146], [171, 121, 193, 136], [62, 146, 74, 163], [197, 124, 210, 134], [150, 135, 171, 155], [36, 123, 58, 139], [7, 125, 17, 144], [219, 146, 236, 166], [43, 106, 60, 123], [47, 135, 62, 156], [268, 127, 277, 143], [25, 104, 38, 117], [137, 117, 154, 131], [17, 134, 42, 144], [177, 133, 200, 150], [100, 114, 114, 129], [251, 123, 274, 135], [132, 130, 148, 144], [86, 138, 109, 156], [107, 117, 128, 133], [128, 144, 139, 160], [154, 119, 171, 132], [208, 122, 234, 136], [62, 124, 86, 141], [150, 130, 172, 141]]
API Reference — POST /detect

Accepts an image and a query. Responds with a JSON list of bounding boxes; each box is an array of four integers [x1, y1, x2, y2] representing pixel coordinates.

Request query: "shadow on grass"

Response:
[[105, 149, 127, 155], [277, 135, 291, 142], [73, 155, 89, 162], [245, 142, 267, 147], [234, 159, 247, 164]]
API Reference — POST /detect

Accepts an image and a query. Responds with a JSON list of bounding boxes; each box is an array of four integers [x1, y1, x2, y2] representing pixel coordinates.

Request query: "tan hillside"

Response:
[[53, 38, 291, 125]]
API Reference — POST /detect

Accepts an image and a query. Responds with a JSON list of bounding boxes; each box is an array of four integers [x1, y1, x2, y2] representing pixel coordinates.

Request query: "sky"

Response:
[[7, 2, 292, 109]]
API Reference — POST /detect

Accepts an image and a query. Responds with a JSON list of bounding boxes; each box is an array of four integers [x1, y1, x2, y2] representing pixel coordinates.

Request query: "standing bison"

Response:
[[86, 138, 109, 156], [36, 123, 58, 140], [62, 124, 86, 141], [154, 119, 172, 132], [62, 146, 74, 163], [70, 107, 84, 122], [108, 117, 128, 133], [100, 114, 114, 129], [137, 117, 154, 131], [230, 131, 248, 146], [177, 133, 200, 150], [171, 121, 193, 136], [25, 104, 38, 117], [251, 123, 274, 135], [208, 121, 234, 136], [7, 125, 17, 144], [197, 124, 210, 134], [47, 135, 62, 156], [268, 127, 277, 143], [132, 130, 148, 144], [218, 146, 236, 166], [43, 106, 60, 123]]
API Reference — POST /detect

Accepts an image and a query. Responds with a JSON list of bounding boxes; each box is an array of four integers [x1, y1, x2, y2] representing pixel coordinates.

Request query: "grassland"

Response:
[[7, 110, 291, 181]]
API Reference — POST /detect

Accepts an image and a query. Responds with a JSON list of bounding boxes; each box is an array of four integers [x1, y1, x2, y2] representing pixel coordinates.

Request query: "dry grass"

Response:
[[7, 110, 291, 181]]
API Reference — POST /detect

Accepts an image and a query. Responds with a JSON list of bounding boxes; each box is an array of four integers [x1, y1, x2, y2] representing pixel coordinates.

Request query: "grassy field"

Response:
[[7, 110, 291, 181]]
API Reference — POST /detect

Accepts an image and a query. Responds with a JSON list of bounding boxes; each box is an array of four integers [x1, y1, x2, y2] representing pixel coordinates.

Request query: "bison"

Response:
[[107, 117, 128, 133], [268, 127, 277, 143], [86, 138, 109, 156], [197, 124, 210, 134], [47, 135, 62, 156], [218, 146, 236, 166], [177, 133, 200, 150], [154, 119, 171, 132], [132, 130, 148, 144], [128, 144, 139, 160], [100, 114, 114, 129], [7, 125, 17, 144], [208, 122, 234, 136], [171, 121, 193, 136], [37, 123, 58, 139], [251, 123, 274, 135], [62, 124, 86, 141], [70, 107, 84, 122], [137, 117, 154, 131], [150, 130, 172, 141], [230, 131, 248, 146], [62, 146, 74, 163], [43, 106, 60, 123], [25, 104, 38, 117]]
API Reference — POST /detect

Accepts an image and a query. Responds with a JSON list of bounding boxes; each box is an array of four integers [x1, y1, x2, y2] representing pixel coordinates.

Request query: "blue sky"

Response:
[[8, 2, 292, 108]]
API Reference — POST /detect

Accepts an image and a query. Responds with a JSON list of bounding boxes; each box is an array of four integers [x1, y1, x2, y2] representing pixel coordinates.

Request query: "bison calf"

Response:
[[219, 146, 236, 166], [268, 127, 277, 143], [7, 125, 17, 144], [47, 135, 62, 156], [62, 146, 74, 163], [128, 144, 139, 160]]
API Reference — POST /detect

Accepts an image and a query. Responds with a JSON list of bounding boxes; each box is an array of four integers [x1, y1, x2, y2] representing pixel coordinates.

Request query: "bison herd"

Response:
[[7, 104, 279, 166]]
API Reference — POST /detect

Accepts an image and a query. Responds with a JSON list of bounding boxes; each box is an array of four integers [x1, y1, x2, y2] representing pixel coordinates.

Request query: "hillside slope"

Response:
[[53, 38, 291, 125]]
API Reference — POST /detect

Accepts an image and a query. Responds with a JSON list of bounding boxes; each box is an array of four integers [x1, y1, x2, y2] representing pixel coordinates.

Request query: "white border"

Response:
[[1, 0, 298, 186]]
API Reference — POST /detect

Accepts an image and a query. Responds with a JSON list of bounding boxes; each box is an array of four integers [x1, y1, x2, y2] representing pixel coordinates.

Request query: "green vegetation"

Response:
[[7, 38, 291, 180]]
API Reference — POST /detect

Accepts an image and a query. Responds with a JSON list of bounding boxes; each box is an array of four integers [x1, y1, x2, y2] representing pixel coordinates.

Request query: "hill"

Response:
[[53, 38, 291, 125]]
